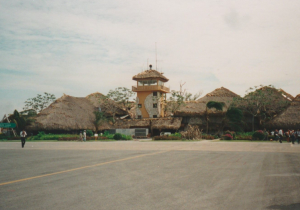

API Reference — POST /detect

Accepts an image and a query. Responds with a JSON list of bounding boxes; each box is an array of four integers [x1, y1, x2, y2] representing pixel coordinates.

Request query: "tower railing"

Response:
[[132, 85, 170, 92]]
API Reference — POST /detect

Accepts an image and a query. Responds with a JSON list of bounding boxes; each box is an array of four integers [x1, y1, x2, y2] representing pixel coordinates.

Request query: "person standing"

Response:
[[94, 133, 98, 141], [285, 130, 290, 142], [79, 132, 83, 142], [279, 129, 283, 143], [20, 129, 27, 148], [274, 129, 279, 142], [83, 130, 86, 142], [264, 129, 269, 140], [296, 129, 300, 144], [290, 130, 295, 144]]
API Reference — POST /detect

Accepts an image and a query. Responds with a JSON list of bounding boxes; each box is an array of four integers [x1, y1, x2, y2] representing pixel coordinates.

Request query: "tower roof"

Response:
[[133, 69, 169, 82]]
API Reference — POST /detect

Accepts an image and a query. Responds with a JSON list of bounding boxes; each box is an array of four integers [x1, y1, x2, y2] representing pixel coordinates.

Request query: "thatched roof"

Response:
[[132, 70, 169, 82], [175, 87, 239, 117], [113, 117, 182, 130], [27, 93, 127, 131], [27, 94, 98, 131], [197, 87, 239, 105], [151, 117, 182, 130], [174, 101, 207, 117], [266, 94, 300, 129], [86, 92, 127, 116], [113, 118, 150, 128], [279, 89, 294, 101]]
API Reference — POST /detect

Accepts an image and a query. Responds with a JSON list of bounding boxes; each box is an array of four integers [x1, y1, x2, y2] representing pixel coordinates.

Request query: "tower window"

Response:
[[153, 92, 157, 96], [138, 104, 142, 108], [153, 115, 157, 118], [138, 115, 142, 119], [153, 103, 157, 108]]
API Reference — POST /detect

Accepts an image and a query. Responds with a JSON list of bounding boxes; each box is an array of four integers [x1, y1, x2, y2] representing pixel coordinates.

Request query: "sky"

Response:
[[1, 0, 300, 117]]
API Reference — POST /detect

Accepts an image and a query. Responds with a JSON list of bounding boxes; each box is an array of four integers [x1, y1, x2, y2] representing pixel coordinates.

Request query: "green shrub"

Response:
[[86, 130, 93, 137], [170, 132, 182, 137], [113, 133, 122, 140], [58, 137, 78, 141], [221, 134, 233, 140], [30, 134, 78, 140], [202, 134, 215, 140], [103, 131, 110, 136], [268, 135, 275, 140], [103, 131, 114, 139], [252, 130, 265, 140], [7, 137, 21, 140], [153, 136, 181, 140], [225, 130, 236, 139], [0, 134, 8, 140], [235, 135, 252, 140], [121, 135, 132, 140]]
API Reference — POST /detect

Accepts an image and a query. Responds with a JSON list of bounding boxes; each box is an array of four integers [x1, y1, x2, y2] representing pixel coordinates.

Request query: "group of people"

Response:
[[268, 129, 300, 144], [79, 131, 99, 141], [79, 130, 87, 142]]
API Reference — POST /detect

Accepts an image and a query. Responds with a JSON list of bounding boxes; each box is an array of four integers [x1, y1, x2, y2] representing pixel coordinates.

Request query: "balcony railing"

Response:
[[132, 85, 170, 92]]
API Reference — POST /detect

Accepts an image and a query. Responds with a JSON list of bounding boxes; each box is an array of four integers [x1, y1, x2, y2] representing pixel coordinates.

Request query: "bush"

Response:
[[235, 135, 252, 140], [113, 133, 122, 140], [268, 135, 275, 140], [202, 134, 215, 140], [0, 134, 8, 140], [121, 135, 132, 140], [58, 137, 78, 141], [29, 134, 79, 140], [222, 134, 233, 140], [225, 130, 236, 139], [170, 132, 182, 137], [153, 136, 181, 140], [86, 130, 93, 137], [7, 137, 21, 140], [252, 130, 265, 140]]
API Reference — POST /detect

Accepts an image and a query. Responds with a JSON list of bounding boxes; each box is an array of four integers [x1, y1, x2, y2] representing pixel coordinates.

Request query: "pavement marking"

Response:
[[266, 173, 300, 177], [0, 150, 170, 187]]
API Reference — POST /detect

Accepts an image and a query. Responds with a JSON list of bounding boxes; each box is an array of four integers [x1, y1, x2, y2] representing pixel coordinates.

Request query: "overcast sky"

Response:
[[1, 0, 300, 117]]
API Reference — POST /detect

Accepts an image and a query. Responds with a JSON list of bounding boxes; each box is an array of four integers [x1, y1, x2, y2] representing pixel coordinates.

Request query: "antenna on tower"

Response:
[[147, 58, 149, 70], [155, 42, 157, 71]]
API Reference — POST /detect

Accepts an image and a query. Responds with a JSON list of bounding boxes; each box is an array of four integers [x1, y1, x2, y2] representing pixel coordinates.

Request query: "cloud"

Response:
[[1, 0, 300, 118], [223, 9, 250, 30]]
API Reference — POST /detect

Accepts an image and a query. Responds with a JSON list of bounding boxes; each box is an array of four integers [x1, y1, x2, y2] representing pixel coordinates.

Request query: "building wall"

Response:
[[136, 91, 164, 118]]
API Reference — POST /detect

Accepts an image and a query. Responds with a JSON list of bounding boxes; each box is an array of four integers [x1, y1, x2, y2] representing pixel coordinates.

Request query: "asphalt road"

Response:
[[1, 141, 300, 210]]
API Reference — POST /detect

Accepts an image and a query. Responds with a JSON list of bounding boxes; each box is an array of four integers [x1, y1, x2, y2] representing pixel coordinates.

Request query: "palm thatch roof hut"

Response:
[[132, 69, 169, 82], [280, 88, 295, 101], [27, 93, 127, 131], [266, 94, 300, 129], [197, 87, 240, 107], [86, 92, 127, 116], [151, 117, 182, 130], [175, 87, 240, 117], [113, 117, 182, 130]]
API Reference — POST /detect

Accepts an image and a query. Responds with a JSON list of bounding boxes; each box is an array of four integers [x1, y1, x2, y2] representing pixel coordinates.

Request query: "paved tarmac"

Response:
[[1, 141, 300, 210]]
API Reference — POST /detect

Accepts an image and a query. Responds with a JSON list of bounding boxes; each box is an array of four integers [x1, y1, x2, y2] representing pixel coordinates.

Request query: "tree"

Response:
[[24, 92, 56, 113], [107, 87, 134, 110], [93, 111, 109, 133], [223, 107, 243, 132], [166, 82, 202, 116], [205, 101, 225, 133], [233, 85, 290, 131], [9, 110, 35, 132], [166, 90, 186, 115], [205, 101, 243, 134], [101, 87, 134, 123]]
